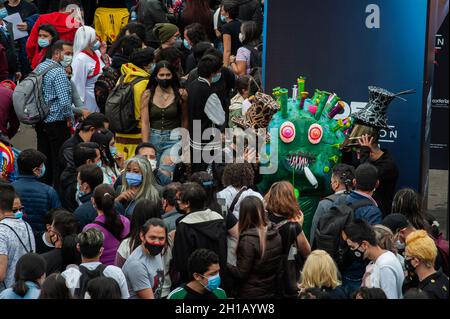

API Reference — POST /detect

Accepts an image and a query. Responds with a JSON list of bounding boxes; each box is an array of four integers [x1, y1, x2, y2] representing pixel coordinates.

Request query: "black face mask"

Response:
[[404, 258, 416, 275], [157, 78, 171, 89], [144, 242, 164, 256], [351, 245, 366, 261]]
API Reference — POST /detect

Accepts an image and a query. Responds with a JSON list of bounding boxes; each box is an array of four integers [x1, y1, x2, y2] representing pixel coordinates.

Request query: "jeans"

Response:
[[149, 128, 181, 173]]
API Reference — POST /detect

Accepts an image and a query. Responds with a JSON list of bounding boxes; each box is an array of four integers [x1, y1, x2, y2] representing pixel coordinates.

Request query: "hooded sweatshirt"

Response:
[[26, 12, 80, 69], [171, 209, 227, 285]]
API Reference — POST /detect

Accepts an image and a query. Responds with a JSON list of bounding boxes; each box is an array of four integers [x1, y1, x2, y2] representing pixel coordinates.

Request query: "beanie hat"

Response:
[[153, 23, 179, 44]]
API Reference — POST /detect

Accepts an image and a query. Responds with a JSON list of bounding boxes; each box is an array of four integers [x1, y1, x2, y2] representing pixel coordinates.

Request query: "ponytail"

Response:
[[12, 253, 46, 297], [93, 184, 124, 240]]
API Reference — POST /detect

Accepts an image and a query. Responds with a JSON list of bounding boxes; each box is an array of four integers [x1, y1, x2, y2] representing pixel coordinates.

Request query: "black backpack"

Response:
[[104, 75, 146, 134], [95, 66, 120, 114], [313, 195, 374, 266], [74, 264, 107, 299], [243, 44, 262, 70]]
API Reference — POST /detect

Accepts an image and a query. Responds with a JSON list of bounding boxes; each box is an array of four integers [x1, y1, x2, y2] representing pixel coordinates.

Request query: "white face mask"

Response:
[[239, 33, 245, 43], [149, 159, 157, 171], [60, 54, 73, 67]]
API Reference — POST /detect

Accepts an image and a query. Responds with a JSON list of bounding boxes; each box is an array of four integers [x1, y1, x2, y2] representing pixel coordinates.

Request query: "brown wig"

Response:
[[264, 181, 301, 219]]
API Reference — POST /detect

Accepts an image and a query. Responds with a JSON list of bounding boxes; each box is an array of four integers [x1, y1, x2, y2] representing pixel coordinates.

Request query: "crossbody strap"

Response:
[[0, 220, 33, 253]]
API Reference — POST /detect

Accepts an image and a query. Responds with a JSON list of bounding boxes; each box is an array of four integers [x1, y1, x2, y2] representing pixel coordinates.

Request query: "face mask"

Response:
[[351, 245, 366, 261], [109, 146, 117, 157], [126, 172, 143, 187], [60, 54, 73, 67], [183, 39, 192, 50], [144, 242, 164, 256], [220, 15, 227, 23], [14, 210, 23, 219], [404, 258, 416, 275], [38, 164, 46, 178], [200, 273, 221, 291], [38, 38, 50, 48], [175, 202, 187, 215], [91, 41, 100, 51], [149, 159, 157, 171], [0, 8, 8, 20], [96, 160, 103, 168], [395, 240, 405, 252], [174, 38, 183, 47], [211, 72, 222, 83], [157, 78, 171, 89], [239, 33, 245, 43], [76, 183, 86, 197]]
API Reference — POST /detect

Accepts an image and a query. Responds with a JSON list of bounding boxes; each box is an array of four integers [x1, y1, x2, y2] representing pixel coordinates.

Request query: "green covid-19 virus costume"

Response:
[[258, 78, 351, 238]]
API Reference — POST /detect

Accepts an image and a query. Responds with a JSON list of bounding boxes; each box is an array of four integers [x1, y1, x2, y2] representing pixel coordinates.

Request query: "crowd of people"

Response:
[[0, 0, 448, 300]]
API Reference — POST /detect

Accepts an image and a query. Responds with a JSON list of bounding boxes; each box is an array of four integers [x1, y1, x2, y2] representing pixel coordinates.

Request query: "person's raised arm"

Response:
[[140, 89, 151, 143]]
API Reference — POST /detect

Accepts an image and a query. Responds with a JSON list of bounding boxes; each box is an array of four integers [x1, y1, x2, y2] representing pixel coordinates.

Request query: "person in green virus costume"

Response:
[[257, 78, 351, 238]]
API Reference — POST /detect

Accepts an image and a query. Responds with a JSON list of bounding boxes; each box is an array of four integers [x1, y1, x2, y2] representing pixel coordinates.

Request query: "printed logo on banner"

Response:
[[366, 4, 381, 29], [348, 101, 398, 144]]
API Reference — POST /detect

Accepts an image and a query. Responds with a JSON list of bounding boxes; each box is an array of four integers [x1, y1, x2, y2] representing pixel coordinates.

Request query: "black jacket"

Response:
[[227, 224, 282, 299], [236, 0, 263, 33], [57, 133, 84, 182], [171, 209, 227, 285], [137, 0, 173, 47], [60, 165, 78, 213]]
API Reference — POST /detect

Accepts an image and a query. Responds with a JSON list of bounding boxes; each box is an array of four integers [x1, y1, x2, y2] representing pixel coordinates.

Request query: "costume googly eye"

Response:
[[308, 123, 323, 144], [280, 121, 296, 143]]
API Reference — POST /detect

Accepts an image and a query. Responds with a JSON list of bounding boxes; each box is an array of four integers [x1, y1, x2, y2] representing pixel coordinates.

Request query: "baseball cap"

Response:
[[381, 213, 410, 233]]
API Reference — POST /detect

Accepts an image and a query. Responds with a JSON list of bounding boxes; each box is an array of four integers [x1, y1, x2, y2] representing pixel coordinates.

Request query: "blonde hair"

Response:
[[300, 250, 340, 289], [405, 230, 437, 267]]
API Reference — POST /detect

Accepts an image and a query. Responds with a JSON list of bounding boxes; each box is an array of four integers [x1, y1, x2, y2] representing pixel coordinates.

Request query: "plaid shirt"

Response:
[[34, 59, 73, 123]]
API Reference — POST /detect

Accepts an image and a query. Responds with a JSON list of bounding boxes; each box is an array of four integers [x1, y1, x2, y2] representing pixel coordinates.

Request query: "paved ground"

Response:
[[11, 124, 449, 238]]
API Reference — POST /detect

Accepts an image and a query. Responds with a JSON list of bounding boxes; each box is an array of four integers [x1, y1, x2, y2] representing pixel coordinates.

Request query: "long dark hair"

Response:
[[108, 22, 146, 56], [12, 253, 46, 297], [90, 128, 116, 172], [39, 273, 72, 299], [190, 171, 222, 214], [93, 184, 124, 240], [147, 60, 181, 99], [392, 188, 429, 231], [128, 199, 162, 252], [182, 0, 213, 36], [38, 24, 59, 60], [240, 21, 261, 46], [238, 196, 268, 258]]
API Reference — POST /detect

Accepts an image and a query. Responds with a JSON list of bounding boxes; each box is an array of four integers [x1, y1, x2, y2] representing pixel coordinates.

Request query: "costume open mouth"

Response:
[[285, 153, 318, 189], [286, 153, 315, 171]]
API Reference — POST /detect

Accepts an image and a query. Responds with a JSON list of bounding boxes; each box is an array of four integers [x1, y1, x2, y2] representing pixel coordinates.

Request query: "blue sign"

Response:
[[263, 0, 432, 191]]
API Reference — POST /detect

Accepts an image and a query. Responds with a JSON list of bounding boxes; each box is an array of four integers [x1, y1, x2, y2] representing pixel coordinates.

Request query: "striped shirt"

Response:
[[34, 59, 73, 123]]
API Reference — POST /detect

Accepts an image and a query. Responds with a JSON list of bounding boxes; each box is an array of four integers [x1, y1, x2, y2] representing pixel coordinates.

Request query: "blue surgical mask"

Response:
[[200, 273, 221, 291], [211, 72, 222, 83], [14, 210, 23, 219], [96, 160, 103, 168], [39, 164, 46, 178], [109, 146, 117, 157], [38, 39, 50, 48], [126, 172, 143, 187], [76, 183, 86, 198], [0, 8, 8, 20], [183, 39, 192, 50], [91, 41, 101, 51], [220, 15, 227, 23]]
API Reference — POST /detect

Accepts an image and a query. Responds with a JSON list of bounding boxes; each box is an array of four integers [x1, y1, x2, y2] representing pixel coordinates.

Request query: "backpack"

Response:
[[243, 44, 262, 70], [313, 196, 374, 265], [104, 76, 146, 134], [95, 66, 120, 114], [274, 219, 303, 298], [12, 64, 60, 124], [74, 264, 107, 299]]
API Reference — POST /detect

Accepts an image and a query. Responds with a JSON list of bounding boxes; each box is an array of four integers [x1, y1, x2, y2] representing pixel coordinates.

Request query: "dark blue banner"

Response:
[[263, 0, 434, 192]]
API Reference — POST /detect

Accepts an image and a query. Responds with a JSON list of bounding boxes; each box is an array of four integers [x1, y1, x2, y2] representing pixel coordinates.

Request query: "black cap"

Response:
[[381, 214, 410, 233]]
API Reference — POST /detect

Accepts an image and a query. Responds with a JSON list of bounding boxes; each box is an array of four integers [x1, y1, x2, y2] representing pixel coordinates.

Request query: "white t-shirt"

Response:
[[217, 186, 264, 219], [367, 251, 405, 299], [61, 261, 130, 299]]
